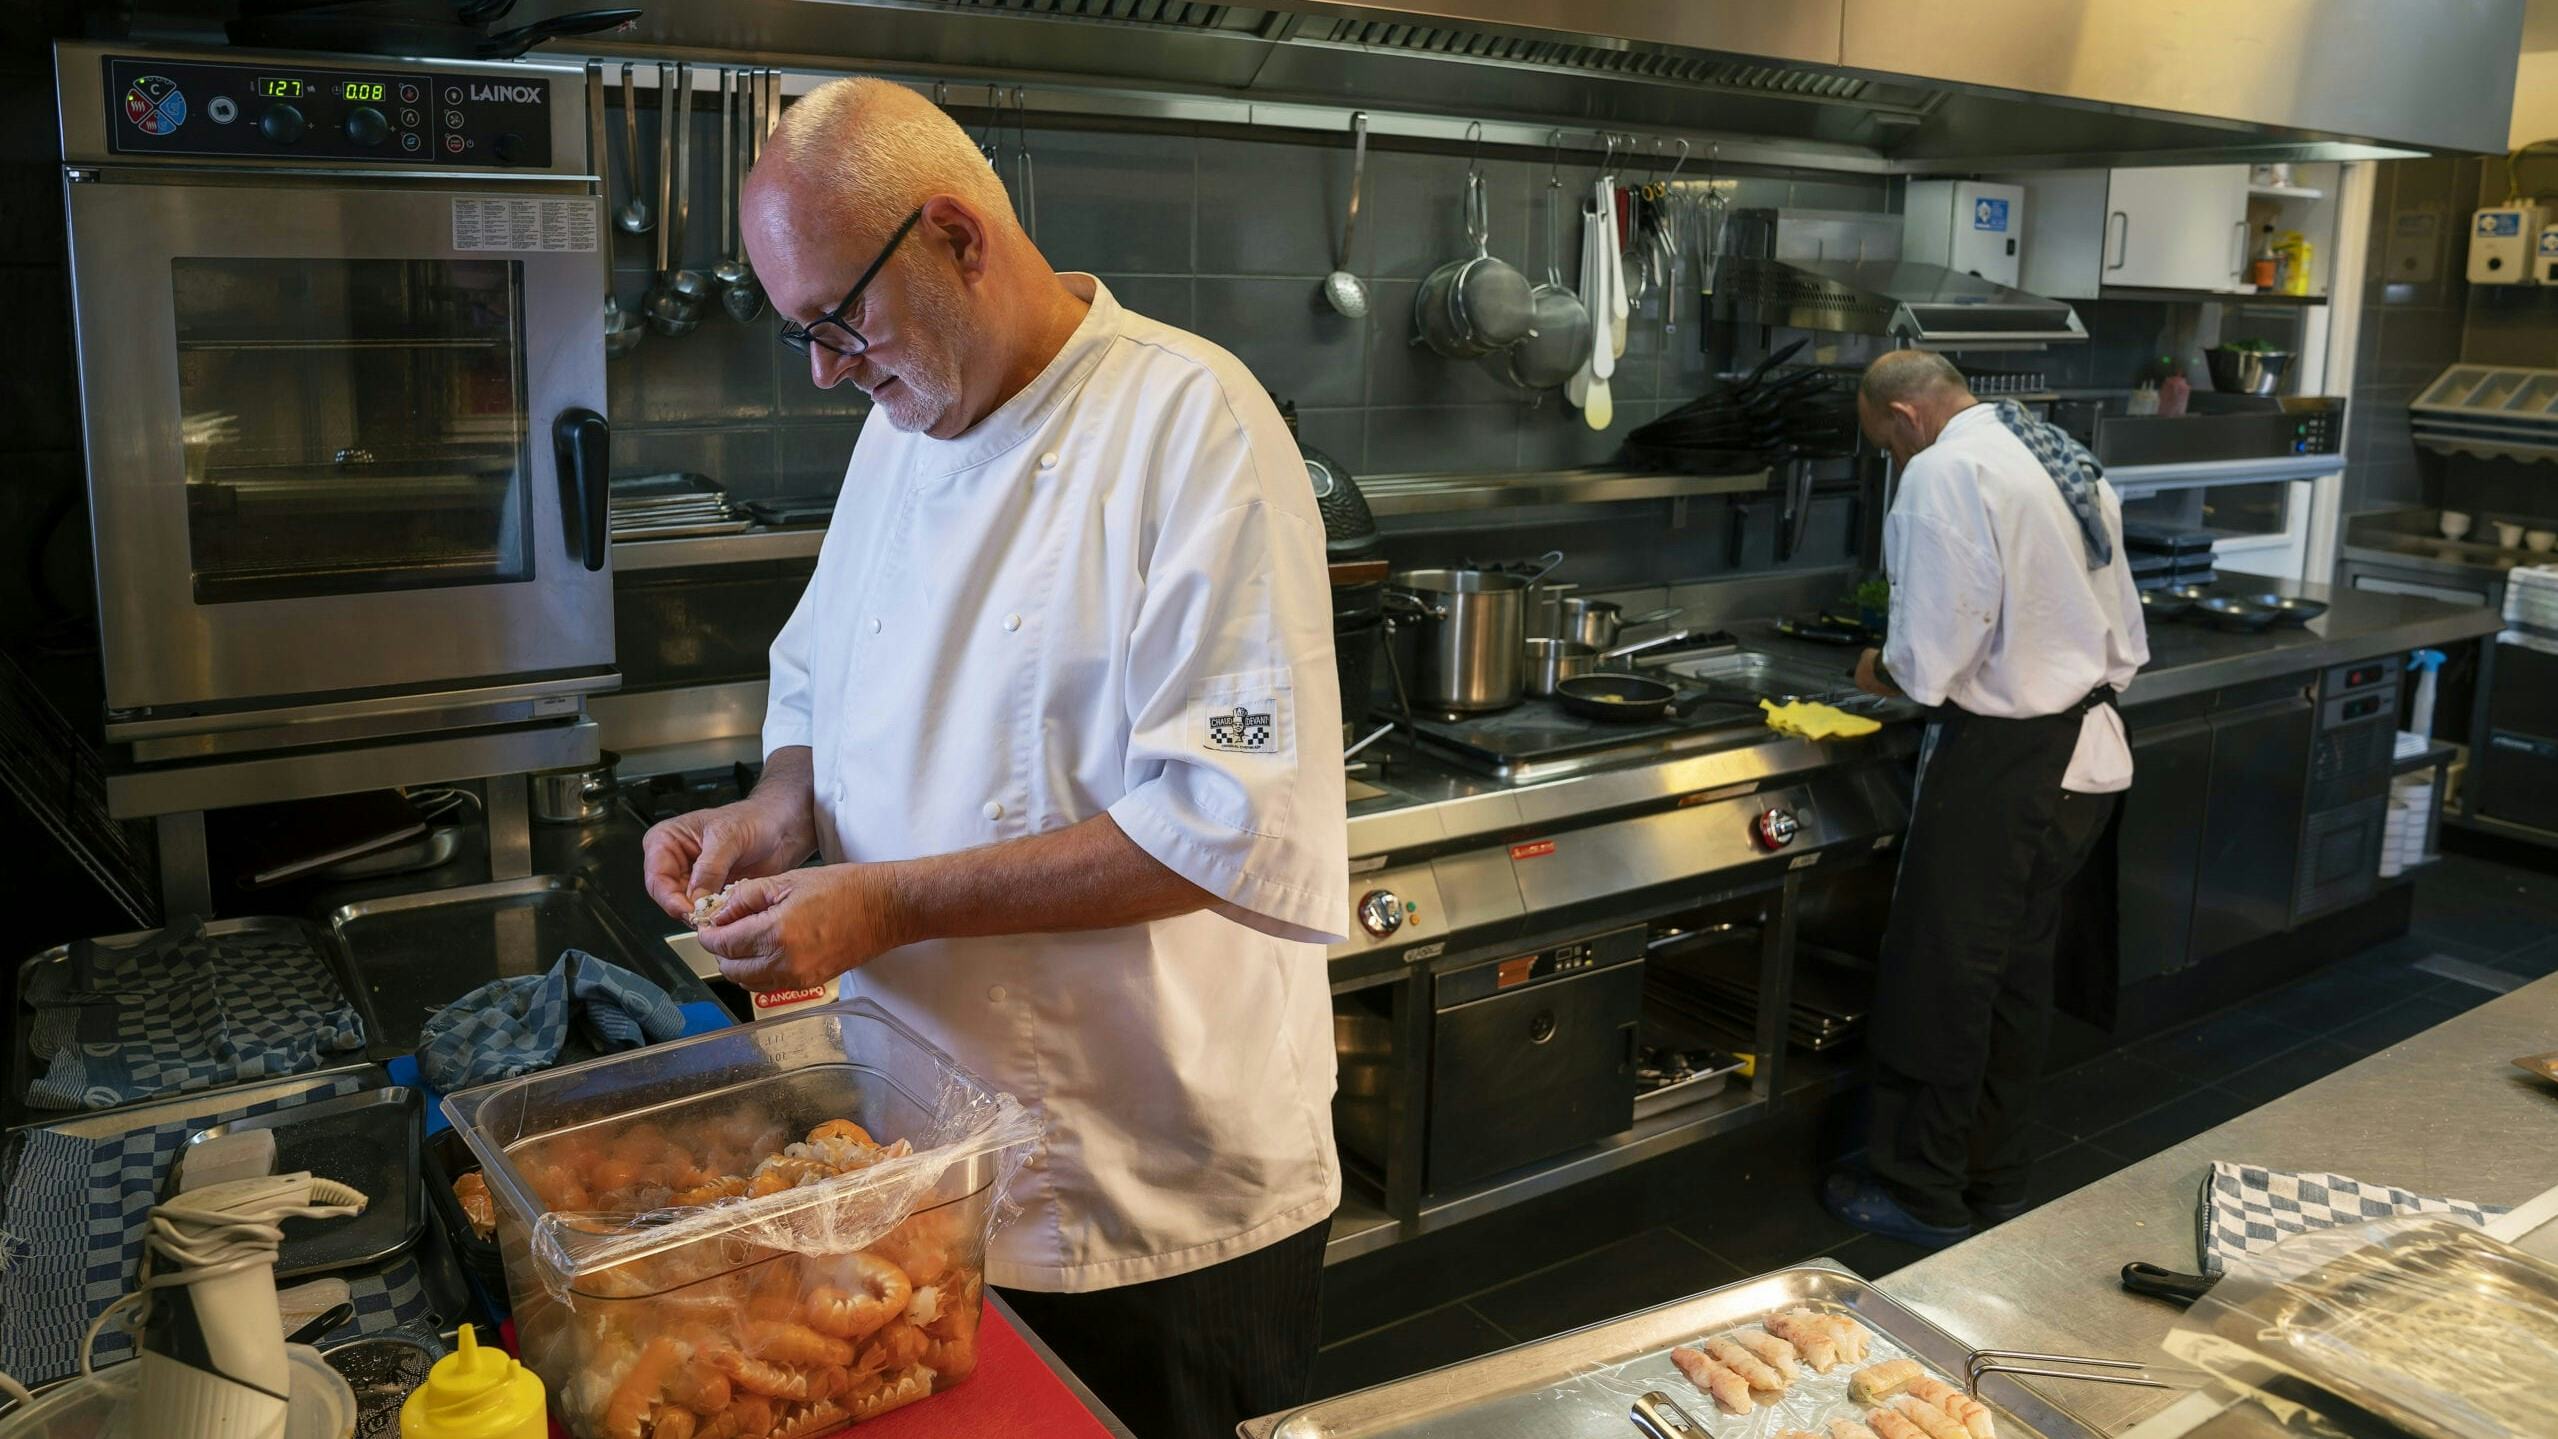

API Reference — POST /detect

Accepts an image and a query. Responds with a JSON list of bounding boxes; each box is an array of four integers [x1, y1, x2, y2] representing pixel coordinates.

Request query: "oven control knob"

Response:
[[491, 131, 527, 165], [1754, 807, 1800, 850], [344, 106, 390, 147], [258, 103, 307, 145], [1356, 889, 1404, 938]]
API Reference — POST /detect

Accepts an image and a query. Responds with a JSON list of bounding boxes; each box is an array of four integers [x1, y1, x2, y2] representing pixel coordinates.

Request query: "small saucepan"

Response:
[[1524, 630, 1690, 697], [1555, 599, 1683, 650]]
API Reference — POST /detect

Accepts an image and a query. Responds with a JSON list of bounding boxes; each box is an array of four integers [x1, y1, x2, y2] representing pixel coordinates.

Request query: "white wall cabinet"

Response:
[[2003, 165, 2255, 298]]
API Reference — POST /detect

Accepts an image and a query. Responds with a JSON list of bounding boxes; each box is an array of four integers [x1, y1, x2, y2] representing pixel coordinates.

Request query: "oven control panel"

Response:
[[101, 54, 554, 166]]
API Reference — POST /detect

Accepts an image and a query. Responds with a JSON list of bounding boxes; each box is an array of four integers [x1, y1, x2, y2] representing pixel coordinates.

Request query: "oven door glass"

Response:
[[173, 257, 531, 604]]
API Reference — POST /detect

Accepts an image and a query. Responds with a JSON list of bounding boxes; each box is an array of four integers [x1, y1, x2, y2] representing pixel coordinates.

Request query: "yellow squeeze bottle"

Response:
[[398, 1324, 547, 1439]]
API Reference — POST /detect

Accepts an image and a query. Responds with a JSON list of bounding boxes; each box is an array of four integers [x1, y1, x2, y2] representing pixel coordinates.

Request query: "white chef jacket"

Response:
[[1882, 403, 2150, 793], [763, 276, 1349, 1293]]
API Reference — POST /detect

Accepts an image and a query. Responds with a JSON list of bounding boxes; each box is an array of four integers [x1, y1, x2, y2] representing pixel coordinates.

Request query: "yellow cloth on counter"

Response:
[[1759, 697, 1881, 740]]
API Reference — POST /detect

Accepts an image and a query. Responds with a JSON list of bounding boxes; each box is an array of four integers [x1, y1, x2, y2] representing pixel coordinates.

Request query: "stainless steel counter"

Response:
[[1879, 973, 2558, 1437]]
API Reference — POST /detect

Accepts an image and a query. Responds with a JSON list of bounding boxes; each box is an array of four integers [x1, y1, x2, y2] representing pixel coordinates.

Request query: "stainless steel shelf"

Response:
[[1324, 1194, 1402, 1266], [1412, 1086, 1765, 1236], [1359, 466, 1771, 518], [2095, 286, 2329, 306], [2105, 452, 2344, 498], [613, 527, 826, 571]]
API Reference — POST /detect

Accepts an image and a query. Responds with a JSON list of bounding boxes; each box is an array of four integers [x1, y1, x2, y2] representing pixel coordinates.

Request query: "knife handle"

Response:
[[2120, 1261, 2220, 1307]]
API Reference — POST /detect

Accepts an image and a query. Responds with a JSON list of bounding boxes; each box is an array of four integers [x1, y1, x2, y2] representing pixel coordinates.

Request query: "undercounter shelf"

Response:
[[613, 527, 827, 572], [1359, 465, 1771, 517]]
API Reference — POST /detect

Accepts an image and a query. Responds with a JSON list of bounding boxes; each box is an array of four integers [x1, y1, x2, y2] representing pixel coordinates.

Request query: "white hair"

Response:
[[758, 77, 1016, 231]]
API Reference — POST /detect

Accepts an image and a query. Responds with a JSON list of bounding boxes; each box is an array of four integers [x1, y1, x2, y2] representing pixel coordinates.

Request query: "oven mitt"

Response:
[[1759, 698, 1881, 740], [2198, 1160, 2509, 1274], [415, 949, 684, 1092]]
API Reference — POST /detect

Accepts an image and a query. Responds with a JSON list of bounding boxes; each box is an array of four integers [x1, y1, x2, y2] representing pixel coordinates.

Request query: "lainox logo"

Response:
[[470, 83, 545, 104]]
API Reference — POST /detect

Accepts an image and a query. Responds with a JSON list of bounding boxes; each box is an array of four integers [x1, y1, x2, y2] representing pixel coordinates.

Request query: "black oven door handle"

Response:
[[553, 407, 610, 572]]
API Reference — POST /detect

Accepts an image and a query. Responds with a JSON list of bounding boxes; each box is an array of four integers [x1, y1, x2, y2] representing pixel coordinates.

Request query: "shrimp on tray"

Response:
[[1669, 1345, 1753, 1415]]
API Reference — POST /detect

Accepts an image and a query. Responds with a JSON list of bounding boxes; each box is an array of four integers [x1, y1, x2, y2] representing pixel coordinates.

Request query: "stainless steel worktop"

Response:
[[1879, 973, 2558, 1437]]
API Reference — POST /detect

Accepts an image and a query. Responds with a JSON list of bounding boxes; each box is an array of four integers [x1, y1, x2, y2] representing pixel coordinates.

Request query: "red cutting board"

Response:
[[533, 1307, 1118, 1439]]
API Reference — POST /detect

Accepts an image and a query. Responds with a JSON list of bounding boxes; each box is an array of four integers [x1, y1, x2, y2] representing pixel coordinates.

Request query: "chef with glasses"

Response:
[[636, 78, 1348, 1439]]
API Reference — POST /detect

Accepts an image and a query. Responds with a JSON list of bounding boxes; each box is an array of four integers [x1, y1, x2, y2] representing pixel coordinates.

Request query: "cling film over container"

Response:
[[442, 1002, 1043, 1439], [2166, 1215, 2558, 1439]]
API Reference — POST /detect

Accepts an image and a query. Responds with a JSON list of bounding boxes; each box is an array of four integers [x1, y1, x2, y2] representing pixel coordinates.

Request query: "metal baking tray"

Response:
[[9, 916, 388, 1129], [185, 1085, 423, 1277], [326, 874, 717, 1052], [8, 1065, 388, 1140], [1254, 1262, 2108, 1439]]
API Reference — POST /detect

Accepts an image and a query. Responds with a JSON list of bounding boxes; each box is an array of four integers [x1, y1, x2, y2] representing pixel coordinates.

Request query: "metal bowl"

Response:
[[2239, 592, 2329, 626], [2204, 345, 2293, 395], [2194, 595, 2283, 631], [2139, 587, 2196, 620]]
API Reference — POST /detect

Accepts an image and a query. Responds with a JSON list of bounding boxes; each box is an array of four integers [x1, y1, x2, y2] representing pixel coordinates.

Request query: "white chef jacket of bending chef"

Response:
[[762, 276, 1350, 1293], [1881, 402, 2150, 793]]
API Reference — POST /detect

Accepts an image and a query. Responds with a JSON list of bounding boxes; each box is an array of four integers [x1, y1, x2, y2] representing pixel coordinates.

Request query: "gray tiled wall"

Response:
[[2342, 155, 2479, 516], [608, 96, 1892, 495]]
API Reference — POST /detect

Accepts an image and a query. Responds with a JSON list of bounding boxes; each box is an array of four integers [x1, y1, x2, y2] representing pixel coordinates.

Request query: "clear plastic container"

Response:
[[442, 1002, 1038, 1439]]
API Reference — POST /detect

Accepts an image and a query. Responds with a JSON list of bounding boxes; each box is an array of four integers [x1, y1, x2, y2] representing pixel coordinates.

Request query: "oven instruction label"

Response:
[[450, 197, 597, 253]]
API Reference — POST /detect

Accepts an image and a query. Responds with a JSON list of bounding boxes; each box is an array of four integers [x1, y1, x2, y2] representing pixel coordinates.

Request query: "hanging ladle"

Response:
[[613, 61, 651, 235], [1321, 111, 1370, 319]]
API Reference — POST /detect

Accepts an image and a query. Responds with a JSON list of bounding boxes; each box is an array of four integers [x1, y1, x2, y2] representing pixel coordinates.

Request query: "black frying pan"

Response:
[[1552, 673, 1751, 724]]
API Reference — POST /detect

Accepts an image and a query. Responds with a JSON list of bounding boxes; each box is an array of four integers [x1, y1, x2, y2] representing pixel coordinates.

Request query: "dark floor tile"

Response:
[[1467, 1227, 1745, 1343], [2324, 991, 2474, 1055], [2035, 1049, 2193, 1143], [2410, 886, 2558, 956], [2486, 935, 2558, 980], [2416, 853, 2558, 919], [1309, 1301, 1515, 1400], [1822, 1230, 1940, 1279], [2126, 1008, 2312, 1080], [2085, 1085, 2257, 1165], [2254, 964, 2446, 1039], [1670, 1165, 1869, 1273], [2020, 1121, 2078, 1161], [2217, 1039, 2371, 1107]]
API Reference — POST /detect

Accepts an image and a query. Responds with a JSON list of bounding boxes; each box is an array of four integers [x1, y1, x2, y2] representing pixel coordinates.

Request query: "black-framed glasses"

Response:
[[777, 206, 926, 358]]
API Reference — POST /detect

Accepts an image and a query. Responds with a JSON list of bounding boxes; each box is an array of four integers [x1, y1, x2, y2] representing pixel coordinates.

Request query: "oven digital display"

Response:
[[2344, 664, 2386, 689], [339, 79, 386, 102], [257, 77, 303, 98]]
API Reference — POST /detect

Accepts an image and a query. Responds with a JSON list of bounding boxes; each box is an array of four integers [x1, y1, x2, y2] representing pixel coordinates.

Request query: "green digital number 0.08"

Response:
[[341, 81, 385, 103]]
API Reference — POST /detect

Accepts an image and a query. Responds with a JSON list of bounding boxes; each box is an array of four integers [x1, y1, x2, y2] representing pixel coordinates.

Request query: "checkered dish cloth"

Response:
[[1991, 398, 2114, 569], [414, 949, 684, 1092], [24, 923, 367, 1111], [2201, 1160, 2510, 1274]]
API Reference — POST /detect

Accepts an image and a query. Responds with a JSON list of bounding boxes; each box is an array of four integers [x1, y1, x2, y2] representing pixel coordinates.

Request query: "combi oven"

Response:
[[55, 42, 613, 754]]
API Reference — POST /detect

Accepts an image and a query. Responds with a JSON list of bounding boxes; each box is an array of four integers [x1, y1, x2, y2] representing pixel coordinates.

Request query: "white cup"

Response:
[[2528, 530, 2557, 553], [2495, 520, 2527, 549], [2439, 510, 2474, 539]]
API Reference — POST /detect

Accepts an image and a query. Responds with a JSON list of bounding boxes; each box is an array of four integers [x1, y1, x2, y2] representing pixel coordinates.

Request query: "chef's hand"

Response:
[[1854, 647, 1903, 699], [693, 863, 905, 992], [642, 796, 812, 923]]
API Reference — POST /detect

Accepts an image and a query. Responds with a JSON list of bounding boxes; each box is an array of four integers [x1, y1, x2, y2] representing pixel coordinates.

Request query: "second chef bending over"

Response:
[[639, 79, 1348, 1439], [1825, 350, 2148, 1248]]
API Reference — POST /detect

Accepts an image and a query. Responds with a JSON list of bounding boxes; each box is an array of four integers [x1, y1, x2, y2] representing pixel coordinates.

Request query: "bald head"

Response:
[[744, 78, 1015, 268], [1857, 350, 1977, 468]]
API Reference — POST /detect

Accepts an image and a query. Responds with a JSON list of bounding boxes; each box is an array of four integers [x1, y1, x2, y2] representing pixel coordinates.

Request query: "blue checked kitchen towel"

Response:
[[24, 922, 368, 1111], [414, 949, 684, 1093], [2200, 1160, 2509, 1274], [0, 1073, 437, 1385], [1991, 398, 2113, 569]]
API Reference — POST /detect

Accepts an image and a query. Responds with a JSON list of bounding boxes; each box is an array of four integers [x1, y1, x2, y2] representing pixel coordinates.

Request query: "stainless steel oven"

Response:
[[55, 42, 612, 749]]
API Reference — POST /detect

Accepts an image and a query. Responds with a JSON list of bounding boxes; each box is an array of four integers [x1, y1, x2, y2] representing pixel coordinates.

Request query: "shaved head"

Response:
[[1857, 350, 1978, 468], [740, 78, 1083, 440]]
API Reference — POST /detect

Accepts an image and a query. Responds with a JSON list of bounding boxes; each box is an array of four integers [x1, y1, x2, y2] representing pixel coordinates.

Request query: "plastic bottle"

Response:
[[2408, 648, 2446, 738], [2247, 225, 2278, 289], [397, 1325, 547, 1439], [2156, 358, 2191, 418], [2274, 231, 2314, 296]]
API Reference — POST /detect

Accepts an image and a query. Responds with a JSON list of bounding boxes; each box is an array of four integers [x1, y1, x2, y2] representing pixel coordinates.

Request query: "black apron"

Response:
[[1864, 691, 2122, 1224]]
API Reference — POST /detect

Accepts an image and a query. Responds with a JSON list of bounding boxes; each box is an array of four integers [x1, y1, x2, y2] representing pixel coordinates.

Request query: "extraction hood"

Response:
[[1714, 210, 2087, 349], [561, 0, 2526, 168]]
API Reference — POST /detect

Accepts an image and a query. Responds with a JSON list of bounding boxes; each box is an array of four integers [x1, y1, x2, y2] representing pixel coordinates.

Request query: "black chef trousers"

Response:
[[997, 1216, 1330, 1439], [1866, 695, 2119, 1228]]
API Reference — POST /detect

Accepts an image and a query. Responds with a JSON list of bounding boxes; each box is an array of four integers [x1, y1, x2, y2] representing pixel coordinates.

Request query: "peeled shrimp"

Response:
[[1830, 1421, 1884, 1439], [1705, 1336, 1786, 1393], [601, 1336, 679, 1439], [1668, 1346, 1753, 1415], [1736, 1328, 1800, 1382], [1866, 1406, 1931, 1439], [743, 1320, 853, 1369], [651, 1409, 698, 1439], [708, 1348, 812, 1401], [1909, 1376, 1996, 1439], [850, 1366, 935, 1422], [1850, 1357, 1923, 1405], [1892, 1395, 1971, 1439], [1765, 1310, 1842, 1372], [1778, 1431, 1825, 1439], [805, 1253, 913, 1344], [1827, 1312, 1872, 1362], [807, 1119, 876, 1148]]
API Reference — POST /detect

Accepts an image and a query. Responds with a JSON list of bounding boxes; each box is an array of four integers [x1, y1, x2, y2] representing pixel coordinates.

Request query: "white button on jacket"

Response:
[[764, 277, 1350, 1294]]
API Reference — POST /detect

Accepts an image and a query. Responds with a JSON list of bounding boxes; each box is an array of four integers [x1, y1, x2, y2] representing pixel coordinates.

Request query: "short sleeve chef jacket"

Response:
[[763, 277, 1350, 1293]]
